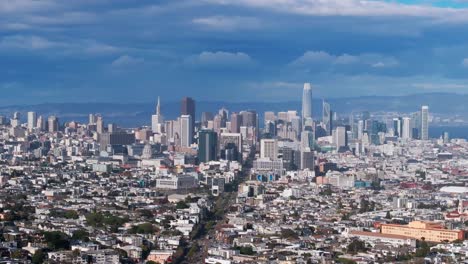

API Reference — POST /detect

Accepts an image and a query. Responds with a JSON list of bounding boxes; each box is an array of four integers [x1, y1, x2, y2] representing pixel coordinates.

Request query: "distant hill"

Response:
[[0, 93, 466, 127]]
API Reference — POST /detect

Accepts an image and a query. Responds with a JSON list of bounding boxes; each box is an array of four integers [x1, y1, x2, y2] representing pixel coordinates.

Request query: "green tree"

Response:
[[347, 239, 368, 255], [72, 229, 90, 242], [175, 201, 189, 209], [43, 231, 71, 250], [32, 249, 46, 264]]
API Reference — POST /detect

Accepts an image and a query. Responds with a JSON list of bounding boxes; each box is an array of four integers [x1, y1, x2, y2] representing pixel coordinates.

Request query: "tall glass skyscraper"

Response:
[[421, 105, 429, 140], [322, 100, 332, 135], [302, 83, 312, 125]]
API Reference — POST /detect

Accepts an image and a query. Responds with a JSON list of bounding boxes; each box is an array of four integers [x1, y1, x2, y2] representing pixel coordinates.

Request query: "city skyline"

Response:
[[2, 1, 468, 104]]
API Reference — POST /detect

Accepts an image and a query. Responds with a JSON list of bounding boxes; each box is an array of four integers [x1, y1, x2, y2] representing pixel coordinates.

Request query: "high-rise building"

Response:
[[240, 110, 257, 127], [301, 130, 314, 151], [181, 97, 196, 136], [27, 111, 37, 131], [99, 132, 136, 151], [264, 111, 276, 123], [302, 83, 312, 125], [322, 100, 332, 135], [96, 115, 104, 134], [301, 149, 314, 170], [393, 118, 402, 137], [334, 126, 347, 149], [180, 115, 193, 147], [230, 112, 242, 133], [213, 114, 223, 134], [89, 114, 96, 125], [357, 120, 364, 140], [260, 139, 278, 160], [421, 106, 429, 140], [444, 132, 450, 144], [198, 130, 218, 163], [201, 112, 213, 127], [37, 116, 46, 131], [152, 97, 164, 134], [402, 117, 412, 139], [48, 116, 59, 133]]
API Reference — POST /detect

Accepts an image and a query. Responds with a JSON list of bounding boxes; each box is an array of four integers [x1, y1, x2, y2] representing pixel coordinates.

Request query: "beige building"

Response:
[[381, 221, 464, 243]]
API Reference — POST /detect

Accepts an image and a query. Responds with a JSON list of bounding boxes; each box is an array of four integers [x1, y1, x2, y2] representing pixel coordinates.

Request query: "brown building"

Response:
[[381, 221, 464, 243]]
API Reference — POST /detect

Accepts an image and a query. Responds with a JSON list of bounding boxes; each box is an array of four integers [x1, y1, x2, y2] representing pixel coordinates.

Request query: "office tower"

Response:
[[220, 133, 242, 153], [301, 149, 314, 170], [393, 118, 402, 137], [201, 112, 213, 127], [334, 126, 347, 149], [181, 97, 195, 136], [230, 112, 242, 133], [301, 130, 314, 151], [48, 116, 59, 132], [444, 132, 450, 144], [198, 130, 218, 163], [240, 110, 257, 127], [402, 117, 412, 139], [213, 114, 223, 133], [421, 106, 429, 140], [180, 115, 193, 147], [27, 111, 37, 131], [108, 123, 117, 133], [277, 112, 288, 122], [264, 111, 276, 123], [152, 97, 164, 133], [265, 120, 276, 136], [323, 100, 332, 135], [13, 112, 20, 120], [411, 112, 421, 139], [96, 115, 104, 134], [99, 131, 136, 151], [260, 139, 278, 160], [218, 107, 228, 122], [37, 116, 46, 131], [357, 120, 364, 140], [89, 114, 96, 125], [302, 83, 312, 126]]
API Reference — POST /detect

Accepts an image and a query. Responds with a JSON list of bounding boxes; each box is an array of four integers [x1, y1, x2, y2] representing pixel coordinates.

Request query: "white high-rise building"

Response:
[[302, 83, 312, 126], [27, 111, 37, 131], [323, 100, 331, 134], [402, 117, 412, 139], [37, 115, 46, 131], [48, 116, 59, 133], [357, 120, 364, 140], [152, 97, 164, 134], [260, 139, 278, 160], [301, 130, 314, 151], [334, 126, 347, 149], [180, 115, 193, 147], [421, 106, 429, 140]]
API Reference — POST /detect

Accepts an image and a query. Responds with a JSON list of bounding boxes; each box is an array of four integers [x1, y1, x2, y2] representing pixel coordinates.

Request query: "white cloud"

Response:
[[204, 0, 468, 21], [0, 35, 64, 50], [84, 41, 120, 55], [111, 55, 144, 67], [290, 50, 398, 69], [185, 51, 253, 67], [192, 16, 261, 31]]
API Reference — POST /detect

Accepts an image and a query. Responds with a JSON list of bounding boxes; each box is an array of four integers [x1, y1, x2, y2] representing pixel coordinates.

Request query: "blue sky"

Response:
[[2, 0, 468, 104]]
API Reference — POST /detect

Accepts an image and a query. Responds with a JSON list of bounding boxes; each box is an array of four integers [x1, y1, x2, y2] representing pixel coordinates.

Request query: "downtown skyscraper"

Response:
[[152, 97, 164, 134], [302, 83, 312, 127], [421, 105, 429, 140]]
